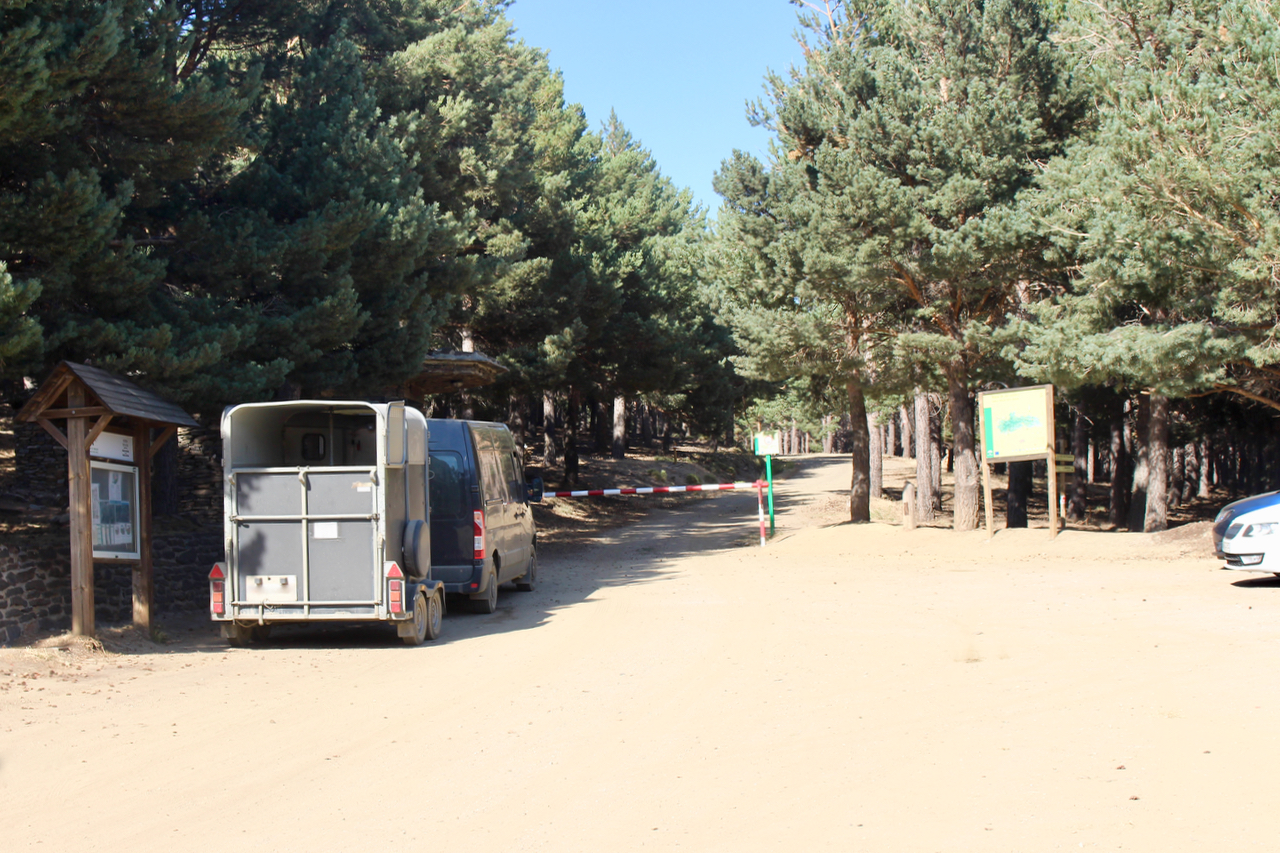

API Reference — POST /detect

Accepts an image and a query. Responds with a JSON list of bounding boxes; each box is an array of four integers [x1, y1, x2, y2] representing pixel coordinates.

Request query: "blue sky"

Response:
[[504, 0, 809, 216]]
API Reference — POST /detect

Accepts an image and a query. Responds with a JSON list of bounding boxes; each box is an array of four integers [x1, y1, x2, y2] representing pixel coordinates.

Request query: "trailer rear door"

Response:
[[232, 468, 380, 616]]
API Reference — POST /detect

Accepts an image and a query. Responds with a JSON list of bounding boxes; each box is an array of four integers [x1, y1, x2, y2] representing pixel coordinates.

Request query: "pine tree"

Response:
[[1013, 0, 1280, 528], [717, 0, 1086, 526]]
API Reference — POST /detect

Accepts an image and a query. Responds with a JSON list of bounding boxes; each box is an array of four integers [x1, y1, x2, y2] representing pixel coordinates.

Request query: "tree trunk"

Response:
[[612, 394, 627, 459], [929, 393, 943, 509], [868, 411, 883, 501], [640, 403, 653, 447], [1170, 445, 1185, 508], [1006, 461, 1033, 528], [1128, 395, 1151, 532], [946, 372, 981, 531], [1198, 438, 1211, 498], [914, 391, 936, 524], [1143, 393, 1169, 532], [847, 380, 871, 523], [900, 404, 914, 458], [886, 415, 897, 458], [592, 398, 610, 454], [1068, 406, 1088, 521], [1109, 413, 1128, 529], [542, 392, 558, 469], [564, 390, 580, 485]]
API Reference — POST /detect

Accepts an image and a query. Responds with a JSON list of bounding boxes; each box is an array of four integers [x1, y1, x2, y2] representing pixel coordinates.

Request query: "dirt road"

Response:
[[3, 454, 1278, 852]]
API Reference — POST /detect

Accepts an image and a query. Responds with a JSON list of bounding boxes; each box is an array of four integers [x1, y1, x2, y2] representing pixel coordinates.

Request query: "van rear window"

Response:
[[429, 452, 467, 518]]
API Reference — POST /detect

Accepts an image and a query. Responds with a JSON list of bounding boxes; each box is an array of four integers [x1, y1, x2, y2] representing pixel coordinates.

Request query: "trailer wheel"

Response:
[[425, 588, 444, 641], [402, 590, 430, 646], [471, 567, 499, 614], [515, 549, 537, 592]]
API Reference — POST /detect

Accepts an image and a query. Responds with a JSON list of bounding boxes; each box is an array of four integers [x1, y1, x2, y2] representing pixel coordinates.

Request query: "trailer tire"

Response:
[[402, 590, 430, 646], [425, 588, 444, 641], [402, 519, 429, 579]]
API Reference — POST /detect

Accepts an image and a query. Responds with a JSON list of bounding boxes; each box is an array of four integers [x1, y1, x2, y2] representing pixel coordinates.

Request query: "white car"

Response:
[[1213, 491, 1280, 574]]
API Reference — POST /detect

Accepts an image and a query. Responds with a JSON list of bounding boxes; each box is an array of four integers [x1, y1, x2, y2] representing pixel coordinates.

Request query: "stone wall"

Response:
[[177, 425, 224, 525], [0, 528, 224, 644], [13, 422, 67, 507], [13, 420, 225, 519]]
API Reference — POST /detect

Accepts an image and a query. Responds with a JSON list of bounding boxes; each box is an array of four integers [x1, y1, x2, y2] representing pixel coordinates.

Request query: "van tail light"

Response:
[[386, 562, 405, 614], [473, 510, 486, 560], [209, 563, 226, 616]]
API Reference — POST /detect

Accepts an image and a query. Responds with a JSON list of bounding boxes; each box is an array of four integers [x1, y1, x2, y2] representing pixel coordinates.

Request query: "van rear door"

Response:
[[428, 450, 471, 582]]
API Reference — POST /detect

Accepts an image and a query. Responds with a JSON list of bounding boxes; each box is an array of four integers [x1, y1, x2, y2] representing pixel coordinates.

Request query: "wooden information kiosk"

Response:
[[16, 362, 200, 636]]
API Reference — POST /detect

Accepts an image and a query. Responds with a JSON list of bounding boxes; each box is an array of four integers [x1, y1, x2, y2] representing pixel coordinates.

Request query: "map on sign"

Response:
[[980, 386, 1052, 460]]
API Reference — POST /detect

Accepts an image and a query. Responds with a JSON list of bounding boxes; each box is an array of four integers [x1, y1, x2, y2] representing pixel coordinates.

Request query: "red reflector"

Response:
[[209, 564, 225, 580], [210, 581, 225, 616], [473, 511, 485, 560], [468, 582, 479, 591], [386, 562, 404, 579], [389, 579, 404, 614]]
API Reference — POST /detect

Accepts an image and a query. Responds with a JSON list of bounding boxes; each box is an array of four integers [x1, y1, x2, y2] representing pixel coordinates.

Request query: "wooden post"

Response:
[[133, 422, 154, 634], [982, 456, 994, 539], [903, 482, 917, 531], [1044, 386, 1054, 537], [66, 385, 95, 636]]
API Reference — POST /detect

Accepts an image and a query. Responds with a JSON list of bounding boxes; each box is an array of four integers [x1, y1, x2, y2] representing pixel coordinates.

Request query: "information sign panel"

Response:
[[90, 460, 140, 559], [90, 432, 134, 463], [753, 433, 779, 456], [979, 385, 1053, 462]]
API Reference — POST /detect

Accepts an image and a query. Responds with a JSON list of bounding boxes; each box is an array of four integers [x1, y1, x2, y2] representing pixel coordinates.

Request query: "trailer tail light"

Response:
[[473, 510, 486, 560], [209, 563, 226, 616], [386, 562, 405, 615]]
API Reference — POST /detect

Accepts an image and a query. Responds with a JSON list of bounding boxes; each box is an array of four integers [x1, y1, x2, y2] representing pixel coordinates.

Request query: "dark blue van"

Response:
[[426, 420, 541, 613]]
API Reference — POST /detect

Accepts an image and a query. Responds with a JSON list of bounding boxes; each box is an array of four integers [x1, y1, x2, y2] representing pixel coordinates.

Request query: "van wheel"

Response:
[[472, 567, 498, 614], [515, 550, 537, 592], [402, 590, 430, 645]]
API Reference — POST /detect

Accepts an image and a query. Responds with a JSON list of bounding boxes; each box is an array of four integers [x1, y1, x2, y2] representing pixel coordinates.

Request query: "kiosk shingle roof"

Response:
[[17, 362, 200, 427]]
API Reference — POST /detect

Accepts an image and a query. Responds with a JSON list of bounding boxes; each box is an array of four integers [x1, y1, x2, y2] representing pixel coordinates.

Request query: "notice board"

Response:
[[979, 385, 1054, 462]]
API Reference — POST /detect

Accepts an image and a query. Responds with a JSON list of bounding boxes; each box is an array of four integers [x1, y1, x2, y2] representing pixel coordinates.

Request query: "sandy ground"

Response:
[[1, 454, 1275, 852]]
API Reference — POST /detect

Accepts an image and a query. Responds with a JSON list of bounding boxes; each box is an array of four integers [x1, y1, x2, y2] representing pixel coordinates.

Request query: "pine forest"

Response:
[[4, 0, 1280, 533]]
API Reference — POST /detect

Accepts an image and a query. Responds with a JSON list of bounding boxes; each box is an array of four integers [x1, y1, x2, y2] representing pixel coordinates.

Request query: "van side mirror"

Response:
[[528, 477, 544, 503]]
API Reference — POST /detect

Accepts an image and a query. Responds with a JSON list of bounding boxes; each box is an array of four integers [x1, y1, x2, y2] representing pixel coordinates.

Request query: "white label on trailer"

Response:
[[353, 482, 372, 492], [312, 522, 339, 539], [242, 575, 298, 603]]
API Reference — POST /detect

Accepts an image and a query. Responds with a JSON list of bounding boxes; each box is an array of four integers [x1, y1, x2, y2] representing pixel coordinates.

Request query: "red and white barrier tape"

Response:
[[544, 481, 763, 498]]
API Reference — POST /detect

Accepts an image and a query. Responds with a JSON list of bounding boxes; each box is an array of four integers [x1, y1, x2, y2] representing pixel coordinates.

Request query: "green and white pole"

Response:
[[765, 455, 775, 536], [754, 432, 779, 538]]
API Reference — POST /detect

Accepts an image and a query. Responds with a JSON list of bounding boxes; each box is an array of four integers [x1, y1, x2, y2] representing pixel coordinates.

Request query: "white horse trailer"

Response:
[[211, 400, 443, 645]]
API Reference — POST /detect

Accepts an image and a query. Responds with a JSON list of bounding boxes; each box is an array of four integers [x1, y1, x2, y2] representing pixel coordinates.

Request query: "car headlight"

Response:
[[1243, 522, 1278, 537]]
